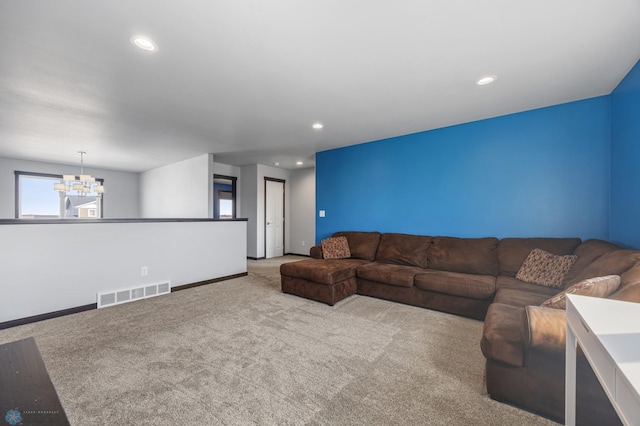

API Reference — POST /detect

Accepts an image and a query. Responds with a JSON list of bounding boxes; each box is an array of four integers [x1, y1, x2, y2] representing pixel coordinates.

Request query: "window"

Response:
[[15, 171, 104, 219], [213, 174, 237, 219], [219, 196, 233, 218]]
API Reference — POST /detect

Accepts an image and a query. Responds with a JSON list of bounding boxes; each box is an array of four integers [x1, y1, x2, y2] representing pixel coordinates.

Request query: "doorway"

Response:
[[265, 178, 285, 258], [213, 174, 237, 219]]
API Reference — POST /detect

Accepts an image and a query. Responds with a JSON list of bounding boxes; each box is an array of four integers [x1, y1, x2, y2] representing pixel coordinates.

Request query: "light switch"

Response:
[[319, 210, 326, 217]]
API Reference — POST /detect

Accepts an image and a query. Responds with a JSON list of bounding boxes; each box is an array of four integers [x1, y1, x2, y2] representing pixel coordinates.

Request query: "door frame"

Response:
[[264, 177, 285, 258]]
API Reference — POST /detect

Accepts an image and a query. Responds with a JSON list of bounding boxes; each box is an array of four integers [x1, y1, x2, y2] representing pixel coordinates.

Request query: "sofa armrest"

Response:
[[481, 303, 526, 367], [522, 305, 566, 354], [310, 245, 323, 259]]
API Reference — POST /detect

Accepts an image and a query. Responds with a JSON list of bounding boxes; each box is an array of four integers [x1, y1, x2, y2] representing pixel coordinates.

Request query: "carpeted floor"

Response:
[[0, 256, 559, 425]]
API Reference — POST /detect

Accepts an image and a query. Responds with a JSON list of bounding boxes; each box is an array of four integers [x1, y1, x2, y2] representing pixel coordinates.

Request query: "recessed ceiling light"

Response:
[[296, 161, 304, 166], [312, 123, 323, 130], [130, 35, 158, 52], [274, 162, 280, 166], [476, 75, 497, 86]]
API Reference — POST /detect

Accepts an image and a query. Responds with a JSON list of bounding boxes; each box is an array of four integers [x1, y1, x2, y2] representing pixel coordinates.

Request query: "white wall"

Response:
[[0, 156, 140, 219], [289, 167, 316, 255], [213, 162, 241, 177], [140, 153, 214, 218], [0, 220, 247, 323], [240, 164, 259, 258]]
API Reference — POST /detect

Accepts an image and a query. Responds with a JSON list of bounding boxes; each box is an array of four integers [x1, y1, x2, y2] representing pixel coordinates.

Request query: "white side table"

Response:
[[566, 294, 640, 425]]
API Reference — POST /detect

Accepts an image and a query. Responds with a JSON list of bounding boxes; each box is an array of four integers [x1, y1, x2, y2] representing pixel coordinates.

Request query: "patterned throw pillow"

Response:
[[541, 275, 621, 309], [321, 236, 351, 259], [515, 248, 578, 288]]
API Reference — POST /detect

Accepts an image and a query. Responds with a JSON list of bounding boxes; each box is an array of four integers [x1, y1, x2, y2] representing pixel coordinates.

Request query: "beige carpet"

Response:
[[0, 256, 559, 425]]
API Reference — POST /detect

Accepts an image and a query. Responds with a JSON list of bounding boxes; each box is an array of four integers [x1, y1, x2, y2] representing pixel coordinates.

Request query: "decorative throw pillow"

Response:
[[515, 248, 578, 288], [541, 275, 621, 309], [321, 236, 351, 259]]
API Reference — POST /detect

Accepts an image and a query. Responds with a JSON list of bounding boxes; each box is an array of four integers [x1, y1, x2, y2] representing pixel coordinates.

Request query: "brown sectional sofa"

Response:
[[279, 231, 640, 425]]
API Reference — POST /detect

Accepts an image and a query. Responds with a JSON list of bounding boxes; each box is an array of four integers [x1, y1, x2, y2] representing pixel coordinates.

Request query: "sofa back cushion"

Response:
[[375, 233, 432, 268], [332, 231, 382, 261], [427, 236, 499, 276], [610, 262, 640, 303], [562, 239, 621, 284], [497, 238, 581, 277], [566, 249, 640, 286]]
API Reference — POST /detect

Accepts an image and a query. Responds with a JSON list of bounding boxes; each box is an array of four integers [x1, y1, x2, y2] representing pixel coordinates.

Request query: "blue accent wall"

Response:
[[316, 97, 611, 242], [611, 60, 640, 248]]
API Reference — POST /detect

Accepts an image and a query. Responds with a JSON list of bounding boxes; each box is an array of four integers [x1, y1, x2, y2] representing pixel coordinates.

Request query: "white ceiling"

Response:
[[1, 1, 639, 172]]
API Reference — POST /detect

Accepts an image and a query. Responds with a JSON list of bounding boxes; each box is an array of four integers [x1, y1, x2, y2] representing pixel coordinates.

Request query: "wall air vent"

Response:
[[97, 282, 171, 308]]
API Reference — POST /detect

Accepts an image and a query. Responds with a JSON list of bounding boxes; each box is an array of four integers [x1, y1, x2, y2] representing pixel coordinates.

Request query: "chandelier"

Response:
[[54, 151, 105, 197]]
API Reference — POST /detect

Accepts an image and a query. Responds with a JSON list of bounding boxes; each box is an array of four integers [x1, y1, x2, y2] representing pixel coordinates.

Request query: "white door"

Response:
[[265, 179, 284, 258]]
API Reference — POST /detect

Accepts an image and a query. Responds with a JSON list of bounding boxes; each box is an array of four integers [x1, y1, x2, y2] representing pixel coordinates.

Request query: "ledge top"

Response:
[[0, 218, 249, 225]]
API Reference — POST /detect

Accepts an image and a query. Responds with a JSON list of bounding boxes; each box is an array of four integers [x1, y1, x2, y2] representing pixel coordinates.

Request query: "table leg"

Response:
[[566, 324, 577, 426]]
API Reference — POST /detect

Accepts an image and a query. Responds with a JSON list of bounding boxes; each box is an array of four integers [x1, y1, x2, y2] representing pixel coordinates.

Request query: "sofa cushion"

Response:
[[497, 237, 581, 277], [280, 258, 369, 285], [541, 275, 621, 309], [427, 236, 499, 276], [375, 233, 432, 268], [481, 303, 526, 367], [321, 236, 351, 259], [356, 262, 424, 288], [414, 270, 495, 300], [515, 248, 577, 288], [494, 287, 559, 307], [566, 249, 640, 286], [333, 231, 381, 261], [562, 239, 621, 284]]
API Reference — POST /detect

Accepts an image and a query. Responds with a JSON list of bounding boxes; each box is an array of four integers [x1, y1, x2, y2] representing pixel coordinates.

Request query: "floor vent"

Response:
[[97, 282, 171, 308]]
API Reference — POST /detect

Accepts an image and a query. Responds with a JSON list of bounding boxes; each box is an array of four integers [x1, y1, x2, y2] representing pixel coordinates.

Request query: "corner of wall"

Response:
[[608, 59, 640, 248], [207, 154, 215, 218]]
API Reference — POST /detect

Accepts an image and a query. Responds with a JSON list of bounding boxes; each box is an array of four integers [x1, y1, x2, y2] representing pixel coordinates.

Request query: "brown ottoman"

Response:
[[280, 258, 367, 305]]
